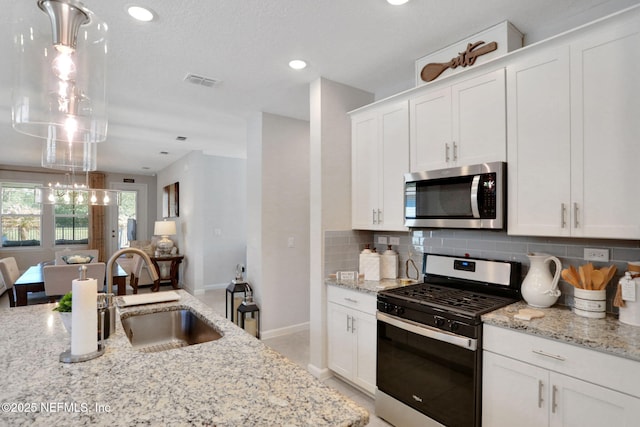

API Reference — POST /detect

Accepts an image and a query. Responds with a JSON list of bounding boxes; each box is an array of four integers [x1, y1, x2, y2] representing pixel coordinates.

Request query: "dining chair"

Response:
[[0, 257, 20, 308], [43, 262, 106, 297], [129, 254, 145, 294]]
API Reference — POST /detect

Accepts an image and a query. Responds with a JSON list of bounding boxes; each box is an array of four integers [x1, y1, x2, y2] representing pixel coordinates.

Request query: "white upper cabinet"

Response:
[[351, 100, 409, 231], [508, 9, 640, 239], [569, 17, 640, 238], [507, 46, 572, 236], [410, 68, 506, 172]]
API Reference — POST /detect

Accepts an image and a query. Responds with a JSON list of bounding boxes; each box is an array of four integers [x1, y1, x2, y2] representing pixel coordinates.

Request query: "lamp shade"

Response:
[[154, 220, 176, 236]]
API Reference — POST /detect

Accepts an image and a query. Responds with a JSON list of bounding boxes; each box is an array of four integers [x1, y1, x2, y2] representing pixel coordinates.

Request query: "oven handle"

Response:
[[377, 312, 477, 351]]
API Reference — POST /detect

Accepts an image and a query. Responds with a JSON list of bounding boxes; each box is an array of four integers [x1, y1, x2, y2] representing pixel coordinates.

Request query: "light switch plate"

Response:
[[377, 236, 388, 244]]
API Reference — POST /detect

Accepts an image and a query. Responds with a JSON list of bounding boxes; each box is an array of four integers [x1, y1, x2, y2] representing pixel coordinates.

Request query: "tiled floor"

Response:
[[1, 286, 391, 426]]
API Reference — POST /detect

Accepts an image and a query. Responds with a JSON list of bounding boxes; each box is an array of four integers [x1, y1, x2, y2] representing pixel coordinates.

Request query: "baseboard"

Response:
[[203, 282, 229, 291], [260, 321, 309, 340], [307, 364, 332, 380]]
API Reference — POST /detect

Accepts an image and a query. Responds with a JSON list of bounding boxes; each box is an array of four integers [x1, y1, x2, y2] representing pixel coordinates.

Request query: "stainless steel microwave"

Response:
[[404, 161, 506, 229]]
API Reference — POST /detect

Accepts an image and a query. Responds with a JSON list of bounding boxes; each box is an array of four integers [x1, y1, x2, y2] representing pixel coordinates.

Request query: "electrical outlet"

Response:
[[377, 236, 388, 244], [287, 237, 295, 248], [584, 248, 609, 262], [389, 237, 400, 245]]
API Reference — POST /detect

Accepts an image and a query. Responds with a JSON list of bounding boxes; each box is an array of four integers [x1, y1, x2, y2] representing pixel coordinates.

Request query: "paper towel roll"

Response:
[[71, 278, 98, 356]]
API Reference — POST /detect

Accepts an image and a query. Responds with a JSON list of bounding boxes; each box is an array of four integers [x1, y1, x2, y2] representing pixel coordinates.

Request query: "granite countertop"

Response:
[[483, 301, 640, 362], [325, 277, 419, 294], [0, 291, 368, 426]]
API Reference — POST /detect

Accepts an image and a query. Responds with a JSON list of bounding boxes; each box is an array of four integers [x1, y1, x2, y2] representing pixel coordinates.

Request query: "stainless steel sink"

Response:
[[121, 308, 222, 353]]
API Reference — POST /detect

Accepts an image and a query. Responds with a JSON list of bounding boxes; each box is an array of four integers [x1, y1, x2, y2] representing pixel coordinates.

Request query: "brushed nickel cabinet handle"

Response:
[[445, 143, 450, 162], [532, 349, 566, 361], [378, 209, 382, 224], [561, 203, 567, 228], [346, 315, 351, 332], [552, 385, 558, 413], [538, 380, 544, 408], [453, 141, 458, 161], [573, 203, 579, 228], [372, 209, 377, 225], [351, 317, 356, 333]]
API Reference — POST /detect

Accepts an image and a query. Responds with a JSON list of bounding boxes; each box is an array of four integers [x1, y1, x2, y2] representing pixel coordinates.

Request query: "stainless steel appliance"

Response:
[[404, 161, 505, 229], [376, 253, 521, 427]]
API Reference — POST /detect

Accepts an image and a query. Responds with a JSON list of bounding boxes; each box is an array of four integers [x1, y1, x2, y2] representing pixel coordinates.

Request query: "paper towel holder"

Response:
[[59, 266, 106, 363]]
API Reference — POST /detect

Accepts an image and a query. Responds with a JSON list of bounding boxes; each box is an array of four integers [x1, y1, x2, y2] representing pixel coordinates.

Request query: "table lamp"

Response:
[[154, 220, 176, 256]]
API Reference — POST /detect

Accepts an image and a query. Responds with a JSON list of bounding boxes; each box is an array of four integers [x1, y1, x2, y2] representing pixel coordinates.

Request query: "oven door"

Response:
[[376, 312, 481, 427]]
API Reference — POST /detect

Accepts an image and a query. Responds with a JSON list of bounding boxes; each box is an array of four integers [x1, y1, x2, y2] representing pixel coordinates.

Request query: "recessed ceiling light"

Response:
[[288, 59, 307, 70], [387, 0, 410, 5], [127, 6, 155, 22]]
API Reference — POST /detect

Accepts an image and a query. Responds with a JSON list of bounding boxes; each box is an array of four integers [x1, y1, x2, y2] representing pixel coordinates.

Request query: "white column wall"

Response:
[[308, 78, 373, 377]]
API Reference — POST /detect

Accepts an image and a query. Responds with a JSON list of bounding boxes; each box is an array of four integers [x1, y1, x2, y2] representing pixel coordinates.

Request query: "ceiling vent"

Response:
[[184, 73, 220, 88]]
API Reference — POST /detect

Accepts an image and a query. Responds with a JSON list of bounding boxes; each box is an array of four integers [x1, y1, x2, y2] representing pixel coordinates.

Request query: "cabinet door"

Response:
[[452, 68, 507, 166], [327, 302, 354, 379], [352, 311, 376, 394], [351, 111, 379, 229], [507, 46, 572, 236], [570, 22, 640, 238], [550, 373, 640, 427], [483, 352, 549, 427], [409, 86, 451, 172], [379, 101, 409, 231]]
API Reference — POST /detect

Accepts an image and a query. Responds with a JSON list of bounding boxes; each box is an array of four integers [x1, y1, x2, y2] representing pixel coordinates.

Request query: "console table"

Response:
[[150, 255, 184, 292]]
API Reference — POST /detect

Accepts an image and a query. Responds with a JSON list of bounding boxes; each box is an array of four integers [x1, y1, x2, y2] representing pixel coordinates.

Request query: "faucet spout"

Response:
[[105, 248, 161, 336], [106, 248, 160, 296]]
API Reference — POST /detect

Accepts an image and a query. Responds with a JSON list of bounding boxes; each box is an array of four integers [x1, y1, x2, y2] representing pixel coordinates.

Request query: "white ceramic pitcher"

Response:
[[521, 253, 562, 308]]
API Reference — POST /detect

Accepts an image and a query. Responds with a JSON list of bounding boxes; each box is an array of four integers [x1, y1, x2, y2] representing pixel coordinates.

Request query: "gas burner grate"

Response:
[[385, 283, 515, 316]]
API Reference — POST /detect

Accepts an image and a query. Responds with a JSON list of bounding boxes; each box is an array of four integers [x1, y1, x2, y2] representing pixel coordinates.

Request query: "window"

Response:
[[54, 202, 89, 245], [1, 183, 42, 247]]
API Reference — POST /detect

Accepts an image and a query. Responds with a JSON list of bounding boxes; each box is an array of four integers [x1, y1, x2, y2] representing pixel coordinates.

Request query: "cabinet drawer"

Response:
[[484, 324, 640, 398], [327, 285, 377, 315]]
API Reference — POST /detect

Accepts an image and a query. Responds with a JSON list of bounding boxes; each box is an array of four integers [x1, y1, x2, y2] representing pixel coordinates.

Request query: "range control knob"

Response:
[[448, 321, 460, 332], [434, 316, 445, 327], [394, 306, 405, 316]]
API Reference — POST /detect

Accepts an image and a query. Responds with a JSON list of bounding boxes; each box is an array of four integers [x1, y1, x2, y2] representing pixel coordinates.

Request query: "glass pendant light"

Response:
[[42, 138, 97, 171], [11, 0, 108, 144]]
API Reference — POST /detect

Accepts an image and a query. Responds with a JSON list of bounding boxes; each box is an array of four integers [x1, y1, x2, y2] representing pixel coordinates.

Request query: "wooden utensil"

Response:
[[590, 269, 604, 290], [584, 263, 593, 290], [569, 265, 582, 288], [561, 268, 580, 288], [579, 266, 587, 290], [420, 41, 498, 82]]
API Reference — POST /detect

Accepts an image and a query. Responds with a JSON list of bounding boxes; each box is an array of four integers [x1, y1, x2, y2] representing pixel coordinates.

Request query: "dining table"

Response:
[[13, 263, 128, 307]]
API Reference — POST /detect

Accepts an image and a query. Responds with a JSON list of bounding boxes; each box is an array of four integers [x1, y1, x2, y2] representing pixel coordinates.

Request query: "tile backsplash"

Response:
[[325, 228, 640, 313]]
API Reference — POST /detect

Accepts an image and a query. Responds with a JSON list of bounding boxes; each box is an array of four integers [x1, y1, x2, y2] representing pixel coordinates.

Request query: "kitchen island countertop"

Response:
[[483, 301, 640, 362], [0, 290, 368, 426]]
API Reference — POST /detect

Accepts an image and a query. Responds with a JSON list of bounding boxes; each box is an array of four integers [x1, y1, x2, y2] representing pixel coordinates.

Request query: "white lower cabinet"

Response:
[[327, 285, 376, 395], [483, 325, 640, 427]]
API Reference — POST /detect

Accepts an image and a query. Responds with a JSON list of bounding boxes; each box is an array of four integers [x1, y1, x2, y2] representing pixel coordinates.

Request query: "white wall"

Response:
[[157, 151, 246, 294], [246, 112, 310, 336], [308, 78, 373, 378]]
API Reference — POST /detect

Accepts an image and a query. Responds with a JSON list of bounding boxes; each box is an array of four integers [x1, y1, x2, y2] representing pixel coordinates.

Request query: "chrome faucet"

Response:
[[105, 248, 160, 335]]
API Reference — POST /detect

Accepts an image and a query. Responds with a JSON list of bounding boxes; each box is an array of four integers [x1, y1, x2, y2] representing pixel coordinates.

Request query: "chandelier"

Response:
[[34, 172, 120, 206]]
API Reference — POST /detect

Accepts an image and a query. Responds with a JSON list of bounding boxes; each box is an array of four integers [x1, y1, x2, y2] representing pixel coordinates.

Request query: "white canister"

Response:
[[573, 288, 606, 319], [359, 247, 381, 281], [619, 273, 640, 326], [381, 245, 398, 279]]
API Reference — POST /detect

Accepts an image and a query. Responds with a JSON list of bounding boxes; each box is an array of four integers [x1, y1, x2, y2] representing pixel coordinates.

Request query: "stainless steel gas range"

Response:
[[376, 253, 521, 427]]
